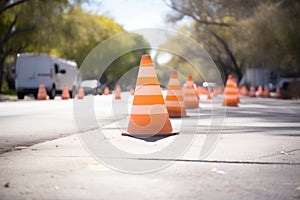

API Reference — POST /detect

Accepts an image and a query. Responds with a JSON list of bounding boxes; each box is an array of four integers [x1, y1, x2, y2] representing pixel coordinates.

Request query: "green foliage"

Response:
[[0, 0, 150, 90], [166, 0, 300, 80]]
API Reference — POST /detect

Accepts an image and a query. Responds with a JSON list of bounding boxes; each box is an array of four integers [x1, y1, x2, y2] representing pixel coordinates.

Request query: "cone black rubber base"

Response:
[[122, 131, 179, 137]]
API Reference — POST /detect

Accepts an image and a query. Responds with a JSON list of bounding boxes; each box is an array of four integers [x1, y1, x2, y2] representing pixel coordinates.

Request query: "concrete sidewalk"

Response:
[[0, 97, 300, 199]]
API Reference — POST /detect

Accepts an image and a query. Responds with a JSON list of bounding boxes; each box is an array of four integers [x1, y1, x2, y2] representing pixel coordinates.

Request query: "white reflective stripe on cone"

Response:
[[137, 67, 157, 77], [130, 104, 168, 114], [168, 78, 180, 86], [135, 85, 162, 95]]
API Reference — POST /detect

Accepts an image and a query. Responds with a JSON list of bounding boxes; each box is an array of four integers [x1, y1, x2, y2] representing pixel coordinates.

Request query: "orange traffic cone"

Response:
[[37, 82, 47, 100], [196, 86, 208, 97], [122, 55, 178, 137], [115, 84, 121, 99], [257, 85, 263, 97], [207, 88, 212, 100], [165, 71, 187, 118], [61, 85, 70, 100], [249, 85, 256, 97], [213, 87, 219, 97], [77, 85, 84, 99], [129, 88, 135, 95], [183, 75, 199, 109], [103, 87, 110, 95], [240, 85, 248, 96], [275, 86, 282, 99], [263, 86, 270, 98], [233, 79, 240, 103], [223, 75, 238, 106]]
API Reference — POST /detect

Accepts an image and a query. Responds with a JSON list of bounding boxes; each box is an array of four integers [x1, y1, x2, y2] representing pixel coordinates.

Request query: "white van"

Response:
[[15, 53, 78, 99]]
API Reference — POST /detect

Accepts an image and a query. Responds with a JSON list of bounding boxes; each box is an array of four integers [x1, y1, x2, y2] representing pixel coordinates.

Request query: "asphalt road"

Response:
[[0, 94, 299, 199]]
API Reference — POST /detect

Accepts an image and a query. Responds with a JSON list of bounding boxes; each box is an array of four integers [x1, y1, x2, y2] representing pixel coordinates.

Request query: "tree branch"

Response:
[[0, 0, 27, 15], [209, 30, 242, 79], [163, 0, 234, 27]]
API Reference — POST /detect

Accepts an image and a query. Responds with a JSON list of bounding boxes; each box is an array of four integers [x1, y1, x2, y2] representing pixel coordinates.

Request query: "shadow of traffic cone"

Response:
[[249, 85, 256, 97], [103, 87, 110, 95], [61, 85, 70, 100], [129, 88, 135, 95], [77, 85, 84, 99], [115, 85, 121, 99], [223, 75, 238, 106], [183, 75, 199, 109], [263, 86, 270, 97], [37, 82, 47, 100], [257, 85, 263, 97], [165, 71, 187, 118], [240, 85, 248, 96], [275, 86, 282, 99], [122, 55, 178, 137]]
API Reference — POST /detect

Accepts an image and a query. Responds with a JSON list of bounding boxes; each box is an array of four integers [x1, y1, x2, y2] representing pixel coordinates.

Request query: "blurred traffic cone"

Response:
[[275, 86, 282, 99], [223, 75, 238, 106], [61, 85, 70, 100], [77, 85, 84, 99], [233, 79, 240, 103], [196, 86, 208, 96], [129, 88, 135, 95], [207, 88, 212, 100], [165, 71, 187, 118], [115, 84, 121, 99], [240, 85, 248, 96], [257, 85, 263, 97], [263, 86, 270, 98], [37, 82, 47, 100], [103, 87, 110, 95], [249, 85, 256, 97], [183, 75, 199, 108], [122, 55, 178, 137]]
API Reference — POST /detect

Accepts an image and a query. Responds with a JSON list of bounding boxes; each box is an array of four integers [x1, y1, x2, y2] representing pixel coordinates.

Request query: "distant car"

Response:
[[80, 80, 102, 95]]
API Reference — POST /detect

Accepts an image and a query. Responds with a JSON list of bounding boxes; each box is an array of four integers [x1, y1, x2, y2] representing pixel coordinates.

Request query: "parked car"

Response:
[[80, 80, 102, 95]]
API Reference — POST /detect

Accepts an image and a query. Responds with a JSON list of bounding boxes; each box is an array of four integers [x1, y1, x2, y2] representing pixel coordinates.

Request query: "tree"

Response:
[[0, 0, 82, 92], [164, 0, 300, 82]]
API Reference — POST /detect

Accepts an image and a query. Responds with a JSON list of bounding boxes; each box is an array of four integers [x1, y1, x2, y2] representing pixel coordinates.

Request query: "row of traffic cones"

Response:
[[37, 81, 116, 101], [240, 85, 282, 98], [37, 82, 71, 100], [222, 76, 283, 106]]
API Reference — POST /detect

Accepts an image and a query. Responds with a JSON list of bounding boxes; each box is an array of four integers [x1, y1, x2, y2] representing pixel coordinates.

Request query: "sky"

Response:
[[83, 0, 174, 30]]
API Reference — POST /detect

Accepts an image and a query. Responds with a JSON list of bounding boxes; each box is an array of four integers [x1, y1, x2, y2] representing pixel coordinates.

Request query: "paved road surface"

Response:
[[0, 95, 299, 199]]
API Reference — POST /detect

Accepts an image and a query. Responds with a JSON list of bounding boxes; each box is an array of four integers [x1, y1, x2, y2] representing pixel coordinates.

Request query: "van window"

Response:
[[54, 64, 59, 74]]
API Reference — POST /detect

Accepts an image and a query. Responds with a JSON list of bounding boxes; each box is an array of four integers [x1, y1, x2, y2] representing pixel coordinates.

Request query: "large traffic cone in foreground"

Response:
[[61, 85, 70, 100], [77, 85, 84, 99], [263, 86, 270, 97], [115, 85, 121, 99], [275, 86, 282, 99], [37, 82, 47, 100], [183, 75, 199, 109], [257, 85, 263, 97], [223, 75, 238, 106], [103, 87, 110, 95], [165, 71, 187, 118], [122, 55, 178, 137], [249, 85, 256, 97]]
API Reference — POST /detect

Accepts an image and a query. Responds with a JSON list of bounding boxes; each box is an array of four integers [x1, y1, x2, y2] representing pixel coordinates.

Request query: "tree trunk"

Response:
[[0, 57, 5, 93]]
